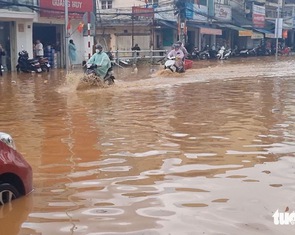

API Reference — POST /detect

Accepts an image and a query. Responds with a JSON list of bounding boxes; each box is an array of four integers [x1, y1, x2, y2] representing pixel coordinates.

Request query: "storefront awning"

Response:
[[238, 30, 263, 39], [186, 22, 222, 35], [239, 30, 253, 37], [253, 28, 275, 38], [199, 27, 222, 35]]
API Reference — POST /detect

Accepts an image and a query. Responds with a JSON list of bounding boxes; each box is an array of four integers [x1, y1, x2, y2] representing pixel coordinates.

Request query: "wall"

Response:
[[13, 20, 34, 69]]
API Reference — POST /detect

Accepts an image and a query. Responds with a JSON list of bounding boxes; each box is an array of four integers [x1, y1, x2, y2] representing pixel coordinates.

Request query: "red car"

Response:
[[0, 132, 33, 205]]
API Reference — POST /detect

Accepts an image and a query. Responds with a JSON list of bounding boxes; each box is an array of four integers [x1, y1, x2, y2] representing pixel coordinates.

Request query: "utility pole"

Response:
[[275, 6, 279, 60], [65, 0, 69, 72], [175, 0, 186, 45], [275, 0, 283, 61]]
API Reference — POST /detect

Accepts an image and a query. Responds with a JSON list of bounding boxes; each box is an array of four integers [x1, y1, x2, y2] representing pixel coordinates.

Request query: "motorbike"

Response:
[[231, 46, 240, 57], [16, 50, 42, 73], [223, 48, 232, 59], [199, 46, 210, 60], [164, 57, 184, 73], [38, 57, 51, 72], [80, 63, 115, 88], [239, 48, 249, 57], [190, 47, 200, 60], [216, 46, 225, 60]]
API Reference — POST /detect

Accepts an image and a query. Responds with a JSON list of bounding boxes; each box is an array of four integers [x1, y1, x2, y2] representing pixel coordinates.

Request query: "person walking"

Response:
[[35, 40, 44, 58], [0, 44, 5, 76], [68, 39, 77, 69]]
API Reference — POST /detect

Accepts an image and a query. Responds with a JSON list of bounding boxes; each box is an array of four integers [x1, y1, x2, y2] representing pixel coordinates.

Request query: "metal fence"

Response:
[[111, 49, 168, 66]]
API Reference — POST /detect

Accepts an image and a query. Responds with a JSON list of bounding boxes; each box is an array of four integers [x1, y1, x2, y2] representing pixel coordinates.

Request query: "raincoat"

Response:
[[167, 48, 184, 69], [87, 51, 111, 78], [69, 43, 77, 64]]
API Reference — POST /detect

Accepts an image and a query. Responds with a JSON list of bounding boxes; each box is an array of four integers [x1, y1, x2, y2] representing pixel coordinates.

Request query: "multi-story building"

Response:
[[0, 0, 294, 72]]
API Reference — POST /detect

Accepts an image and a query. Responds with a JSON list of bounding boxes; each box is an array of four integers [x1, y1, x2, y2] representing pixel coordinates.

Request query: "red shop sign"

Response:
[[40, 0, 93, 19]]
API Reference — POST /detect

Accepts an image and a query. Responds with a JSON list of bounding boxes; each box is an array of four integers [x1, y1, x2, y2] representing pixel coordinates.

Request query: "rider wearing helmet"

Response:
[[86, 44, 111, 79], [167, 43, 185, 72], [176, 40, 188, 59]]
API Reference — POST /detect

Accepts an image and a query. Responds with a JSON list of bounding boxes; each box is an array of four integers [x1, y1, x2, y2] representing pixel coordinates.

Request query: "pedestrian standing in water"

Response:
[[0, 44, 5, 76], [68, 39, 77, 69], [35, 39, 44, 58]]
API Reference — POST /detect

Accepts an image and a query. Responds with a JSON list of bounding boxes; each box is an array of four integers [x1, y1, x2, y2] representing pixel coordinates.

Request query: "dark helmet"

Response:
[[95, 44, 103, 50], [19, 50, 28, 57], [174, 43, 180, 49]]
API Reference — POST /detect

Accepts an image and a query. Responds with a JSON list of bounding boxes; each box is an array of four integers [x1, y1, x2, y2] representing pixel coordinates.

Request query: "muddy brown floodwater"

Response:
[[0, 56, 295, 235]]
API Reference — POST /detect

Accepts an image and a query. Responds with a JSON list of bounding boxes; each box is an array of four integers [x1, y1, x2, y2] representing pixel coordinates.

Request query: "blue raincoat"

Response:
[[69, 43, 77, 64]]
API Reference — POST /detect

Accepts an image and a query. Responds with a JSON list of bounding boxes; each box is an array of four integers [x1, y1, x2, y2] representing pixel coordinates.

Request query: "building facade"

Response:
[[0, 0, 295, 72]]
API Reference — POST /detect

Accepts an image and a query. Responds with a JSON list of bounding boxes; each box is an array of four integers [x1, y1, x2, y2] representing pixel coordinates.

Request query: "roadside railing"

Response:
[[111, 49, 168, 66]]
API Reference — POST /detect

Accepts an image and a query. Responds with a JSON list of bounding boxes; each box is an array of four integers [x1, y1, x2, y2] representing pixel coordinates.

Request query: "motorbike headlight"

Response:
[[0, 132, 16, 150]]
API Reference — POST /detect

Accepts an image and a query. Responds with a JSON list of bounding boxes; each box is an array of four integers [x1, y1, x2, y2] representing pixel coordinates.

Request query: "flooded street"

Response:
[[0, 56, 295, 235]]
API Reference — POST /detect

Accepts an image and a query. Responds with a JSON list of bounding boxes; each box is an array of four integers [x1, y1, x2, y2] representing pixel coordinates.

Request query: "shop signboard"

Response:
[[40, 0, 93, 19], [214, 4, 231, 21], [252, 4, 265, 28]]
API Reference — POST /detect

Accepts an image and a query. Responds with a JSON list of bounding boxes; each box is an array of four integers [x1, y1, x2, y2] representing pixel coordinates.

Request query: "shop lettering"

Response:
[[52, 0, 68, 7], [51, 0, 83, 9], [72, 1, 82, 8]]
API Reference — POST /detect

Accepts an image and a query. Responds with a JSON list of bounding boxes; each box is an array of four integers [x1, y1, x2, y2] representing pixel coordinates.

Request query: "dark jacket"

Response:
[[0, 49, 5, 66]]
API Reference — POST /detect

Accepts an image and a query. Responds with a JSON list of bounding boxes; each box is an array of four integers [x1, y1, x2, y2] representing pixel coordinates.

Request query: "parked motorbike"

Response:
[[231, 46, 240, 57], [223, 48, 232, 59], [216, 46, 225, 60], [239, 48, 249, 57], [216, 47, 231, 60], [198, 45, 210, 60], [248, 46, 257, 56], [164, 57, 184, 73], [16, 50, 42, 73], [79, 63, 115, 88], [278, 46, 291, 56], [38, 57, 51, 72], [190, 47, 200, 60]]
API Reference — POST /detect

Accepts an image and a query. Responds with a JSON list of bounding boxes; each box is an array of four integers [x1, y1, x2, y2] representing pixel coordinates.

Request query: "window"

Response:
[[199, 0, 207, 7], [146, 0, 159, 4], [101, 1, 112, 9]]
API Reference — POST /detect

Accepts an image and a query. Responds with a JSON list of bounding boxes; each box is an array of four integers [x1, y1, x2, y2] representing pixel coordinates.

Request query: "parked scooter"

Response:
[[223, 48, 232, 59], [239, 48, 249, 57], [231, 45, 240, 57], [164, 57, 184, 73], [38, 57, 51, 72], [216, 46, 226, 60], [199, 46, 210, 60], [16, 50, 42, 73], [190, 47, 200, 60]]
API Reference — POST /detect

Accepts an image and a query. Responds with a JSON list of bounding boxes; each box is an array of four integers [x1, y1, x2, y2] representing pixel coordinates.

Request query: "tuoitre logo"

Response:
[[273, 209, 295, 225]]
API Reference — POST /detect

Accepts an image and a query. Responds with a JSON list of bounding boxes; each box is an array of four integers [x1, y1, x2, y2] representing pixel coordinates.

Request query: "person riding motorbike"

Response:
[[176, 41, 188, 59], [167, 43, 185, 73], [86, 44, 111, 80]]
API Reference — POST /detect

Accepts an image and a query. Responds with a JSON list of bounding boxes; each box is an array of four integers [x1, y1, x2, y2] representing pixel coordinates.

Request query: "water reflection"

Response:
[[0, 57, 295, 234]]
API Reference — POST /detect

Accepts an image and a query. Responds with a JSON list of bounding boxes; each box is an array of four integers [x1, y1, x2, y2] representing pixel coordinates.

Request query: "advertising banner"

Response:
[[40, 0, 93, 18], [252, 4, 265, 28], [215, 4, 231, 21]]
